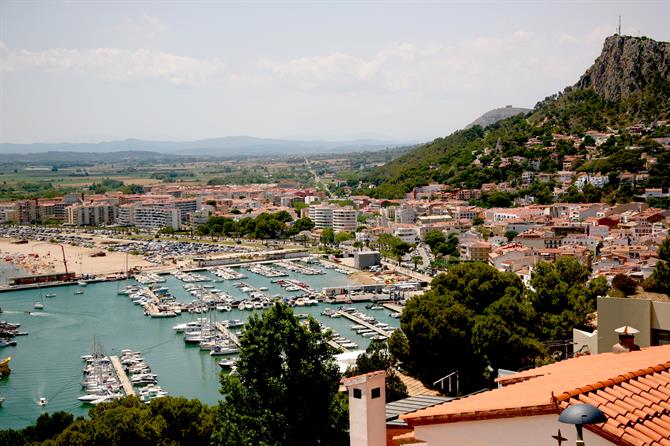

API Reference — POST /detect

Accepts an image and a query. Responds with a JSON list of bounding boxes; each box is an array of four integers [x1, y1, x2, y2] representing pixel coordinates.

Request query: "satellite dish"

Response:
[[559, 403, 607, 425], [559, 403, 607, 444]]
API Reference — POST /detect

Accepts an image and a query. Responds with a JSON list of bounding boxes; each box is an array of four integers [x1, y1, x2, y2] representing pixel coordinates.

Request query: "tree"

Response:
[[645, 237, 670, 294], [287, 217, 315, 236], [213, 304, 347, 446], [321, 227, 335, 247], [529, 257, 606, 341], [504, 230, 518, 242], [612, 273, 637, 296], [334, 231, 353, 244], [2, 397, 214, 445], [400, 263, 544, 391], [345, 340, 408, 403], [424, 230, 446, 250], [158, 226, 176, 236], [411, 255, 423, 269]]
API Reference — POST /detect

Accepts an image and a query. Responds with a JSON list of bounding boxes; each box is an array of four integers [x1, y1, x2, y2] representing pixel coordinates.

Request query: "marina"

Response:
[[0, 264, 400, 429], [109, 356, 134, 397]]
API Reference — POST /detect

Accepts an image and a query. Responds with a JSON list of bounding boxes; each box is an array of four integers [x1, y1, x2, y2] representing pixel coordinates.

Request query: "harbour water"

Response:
[[0, 266, 399, 429]]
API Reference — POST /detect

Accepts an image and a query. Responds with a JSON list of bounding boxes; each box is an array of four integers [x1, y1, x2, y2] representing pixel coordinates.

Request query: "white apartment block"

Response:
[[393, 227, 418, 243], [118, 204, 180, 230], [332, 208, 358, 232], [65, 203, 117, 226], [308, 205, 358, 232], [308, 205, 334, 229]]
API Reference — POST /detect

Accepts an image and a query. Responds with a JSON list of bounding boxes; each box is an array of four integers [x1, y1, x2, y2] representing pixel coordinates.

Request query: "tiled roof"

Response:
[[402, 346, 670, 446]]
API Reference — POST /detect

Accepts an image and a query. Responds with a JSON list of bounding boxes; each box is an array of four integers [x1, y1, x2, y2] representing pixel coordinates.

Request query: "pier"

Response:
[[109, 355, 135, 396], [327, 340, 345, 352], [214, 322, 241, 347], [383, 303, 403, 313], [336, 310, 392, 337]]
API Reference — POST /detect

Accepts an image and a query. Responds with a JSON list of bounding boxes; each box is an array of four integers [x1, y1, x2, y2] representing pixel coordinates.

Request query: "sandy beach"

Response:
[[0, 238, 154, 278]]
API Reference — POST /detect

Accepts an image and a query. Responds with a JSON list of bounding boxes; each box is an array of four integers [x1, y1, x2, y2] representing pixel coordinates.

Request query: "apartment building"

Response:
[[173, 198, 198, 224], [66, 203, 118, 226], [118, 204, 180, 229], [332, 207, 358, 232], [308, 205, 358, 232], [308, 205, 334, 229]]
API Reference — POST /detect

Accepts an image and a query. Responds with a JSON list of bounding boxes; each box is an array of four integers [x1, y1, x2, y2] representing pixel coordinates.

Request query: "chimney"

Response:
[[342, 371, 386, 446]]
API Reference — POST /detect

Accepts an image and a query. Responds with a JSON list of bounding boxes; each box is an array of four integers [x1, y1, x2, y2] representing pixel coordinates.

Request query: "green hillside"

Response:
[[359, 35, 670, 201]]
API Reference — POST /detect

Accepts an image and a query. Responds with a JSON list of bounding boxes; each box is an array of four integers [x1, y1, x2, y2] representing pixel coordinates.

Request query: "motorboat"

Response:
[[45, 293, 56, 298], [209, 346, 240, 356], [33, 302, 44, 310], [74, 289, 84, 295], [78, 280, 87, 286], [38, 397, 47, 406], [218, 358, 237, 369]]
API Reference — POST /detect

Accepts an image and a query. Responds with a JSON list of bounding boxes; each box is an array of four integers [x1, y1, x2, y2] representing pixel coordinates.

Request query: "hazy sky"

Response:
[[1, 0, 668, 143]]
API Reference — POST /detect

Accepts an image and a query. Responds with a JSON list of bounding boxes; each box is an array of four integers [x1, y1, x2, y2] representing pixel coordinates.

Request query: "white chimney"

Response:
[[342, 371, 386, 446]]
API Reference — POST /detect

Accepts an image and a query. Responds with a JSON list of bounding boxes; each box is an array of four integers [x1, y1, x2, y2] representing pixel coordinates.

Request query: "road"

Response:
[[305, 158, 331, 198]]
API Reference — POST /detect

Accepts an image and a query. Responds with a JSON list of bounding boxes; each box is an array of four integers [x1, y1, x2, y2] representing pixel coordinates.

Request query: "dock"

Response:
[[336, 310, 392, 337], [214, 322, 241, 347], [383, 303, 403, 314], [327, 339, 345, 352], [110, 355, 135, 396]]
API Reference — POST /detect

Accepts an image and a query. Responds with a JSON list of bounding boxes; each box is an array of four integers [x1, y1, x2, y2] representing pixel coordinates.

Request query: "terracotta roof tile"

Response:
[[402, 346, 670, 445]]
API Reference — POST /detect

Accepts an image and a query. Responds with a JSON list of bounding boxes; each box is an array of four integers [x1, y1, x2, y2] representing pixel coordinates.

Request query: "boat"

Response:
[[218, 358, 237, 369], [38, 397, 48, 406], [74, 289, 84, 295], [0, 396, 4, 407], [33, 301, 44, 310], [78, 280, 87, 286], [0, 339, 17, 347], [209, 346, 240, 356], [45, 293, 56, 298]]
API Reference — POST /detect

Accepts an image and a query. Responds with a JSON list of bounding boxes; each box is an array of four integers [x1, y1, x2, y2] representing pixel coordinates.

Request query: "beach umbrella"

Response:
[[614, 325, 640, 335]]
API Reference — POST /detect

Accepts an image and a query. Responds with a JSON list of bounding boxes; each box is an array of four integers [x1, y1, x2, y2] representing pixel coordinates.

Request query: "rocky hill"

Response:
[[465, 106, 531, 129], [358, 35, 670, 199], [577, 35, 670, 101]]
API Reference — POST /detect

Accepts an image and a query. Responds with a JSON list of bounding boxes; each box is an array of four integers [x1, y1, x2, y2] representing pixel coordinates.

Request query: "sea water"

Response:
[[0, 267, 399, 429]]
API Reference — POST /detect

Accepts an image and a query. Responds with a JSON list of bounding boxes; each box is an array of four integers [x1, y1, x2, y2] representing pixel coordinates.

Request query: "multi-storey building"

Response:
[[173, 198, 198, 224], [65, 203, 118, 226], [15, 199, 38, 224], [118, 204, 180, 229], [308, 205, 357, 232], [332, 207, 358, 232], [308, 205, 334, 229], [134, 206, 180, 230]]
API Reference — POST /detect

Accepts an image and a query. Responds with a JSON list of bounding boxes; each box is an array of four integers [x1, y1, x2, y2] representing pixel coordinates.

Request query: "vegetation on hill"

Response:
[[0, 397, 214, 445], [354, 35, 670, 201]]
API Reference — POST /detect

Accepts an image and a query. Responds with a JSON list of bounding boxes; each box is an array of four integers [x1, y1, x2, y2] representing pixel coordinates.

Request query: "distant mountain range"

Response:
[[0, 136, 415, 156], [465, 106, 532, 129]]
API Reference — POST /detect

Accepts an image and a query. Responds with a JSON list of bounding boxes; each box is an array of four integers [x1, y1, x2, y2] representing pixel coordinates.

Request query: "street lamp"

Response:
[[558, 403, 607, 446]]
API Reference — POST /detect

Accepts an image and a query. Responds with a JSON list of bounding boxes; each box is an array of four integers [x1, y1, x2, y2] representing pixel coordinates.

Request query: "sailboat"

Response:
[[34, 284, 45, 309]]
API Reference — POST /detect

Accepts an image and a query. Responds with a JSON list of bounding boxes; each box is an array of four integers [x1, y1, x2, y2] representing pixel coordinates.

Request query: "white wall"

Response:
[[414, 414, 613, 446]]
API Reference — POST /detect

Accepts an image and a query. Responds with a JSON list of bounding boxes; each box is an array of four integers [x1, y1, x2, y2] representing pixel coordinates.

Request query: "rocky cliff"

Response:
[[465, 106, 531, 129], [576, 35, 670, 101]]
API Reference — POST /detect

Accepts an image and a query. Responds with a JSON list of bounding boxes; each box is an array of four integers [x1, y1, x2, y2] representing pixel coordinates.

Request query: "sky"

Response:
[[0, 0, 668, 144]]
